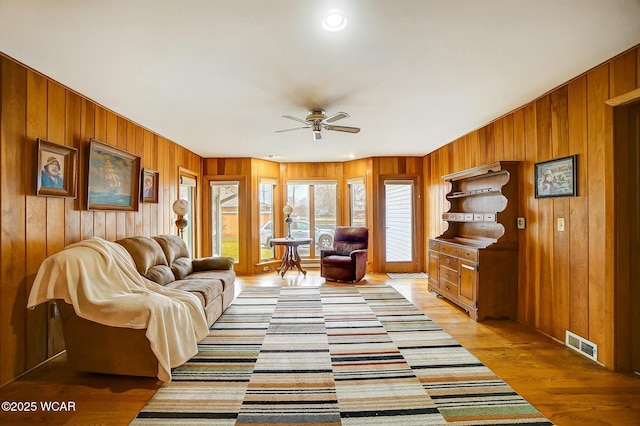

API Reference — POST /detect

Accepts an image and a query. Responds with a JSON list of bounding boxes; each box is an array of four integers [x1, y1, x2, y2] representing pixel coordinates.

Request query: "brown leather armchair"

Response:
[[320, 226, 369, 283]]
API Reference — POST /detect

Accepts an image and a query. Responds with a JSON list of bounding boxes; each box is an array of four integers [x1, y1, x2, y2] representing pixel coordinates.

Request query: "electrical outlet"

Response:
[[517, 217, 526, 229], [557, 217, 565, 232], [263, 266, 269, 271]]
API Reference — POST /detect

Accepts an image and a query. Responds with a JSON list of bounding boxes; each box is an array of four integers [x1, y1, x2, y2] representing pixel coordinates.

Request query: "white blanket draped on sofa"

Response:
[[27, 237, 209, 382]]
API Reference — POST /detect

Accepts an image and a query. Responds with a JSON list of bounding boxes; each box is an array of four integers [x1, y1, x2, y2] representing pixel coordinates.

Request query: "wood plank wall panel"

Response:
[[550, 87, 571, 340], [1, 58, 27, 383], [64, 91, 82, 246], [24, 70, 48, 370], [567, 76, 590, 339], [586, 63, 612, 367], [0, 54, 204, 386], [424, 45, 640, 370], [523, 103, 539, 326], [535, 96, 554, 335]]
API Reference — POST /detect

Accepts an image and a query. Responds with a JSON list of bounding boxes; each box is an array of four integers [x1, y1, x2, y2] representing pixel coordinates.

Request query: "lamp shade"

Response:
[[283, 204, 293, 215]]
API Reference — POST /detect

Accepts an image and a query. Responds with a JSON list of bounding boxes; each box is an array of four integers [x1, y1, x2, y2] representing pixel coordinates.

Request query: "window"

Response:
[[179, 172, 197, 257], [210, 181, 239, 261], [348, 177, 366, 226], [286, 180, 337, 258], [259, 178, 276, 261]]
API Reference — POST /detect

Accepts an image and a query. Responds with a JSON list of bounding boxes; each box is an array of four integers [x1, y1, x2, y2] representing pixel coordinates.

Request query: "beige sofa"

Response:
[[55, 234, 235, 379]]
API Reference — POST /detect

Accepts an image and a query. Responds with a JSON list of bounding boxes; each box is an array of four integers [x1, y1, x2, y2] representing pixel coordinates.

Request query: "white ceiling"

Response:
[[1, 1, 640, 162]]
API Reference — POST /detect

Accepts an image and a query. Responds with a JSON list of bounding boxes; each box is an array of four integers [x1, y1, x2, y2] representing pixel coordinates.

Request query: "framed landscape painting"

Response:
[[534, 154, 577, 198], [87, 139, 141, 211], [36, 138, 78, 198]]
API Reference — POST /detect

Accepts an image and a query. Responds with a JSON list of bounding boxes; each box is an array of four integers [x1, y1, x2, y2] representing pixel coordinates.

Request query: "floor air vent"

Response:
[[565, 330, 598, 362]]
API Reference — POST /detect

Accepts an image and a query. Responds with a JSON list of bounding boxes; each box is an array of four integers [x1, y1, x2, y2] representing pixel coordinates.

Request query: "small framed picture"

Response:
[[36, 138, 78, 198], [141, 168, 159, 203], [534, 154, 577, 198]]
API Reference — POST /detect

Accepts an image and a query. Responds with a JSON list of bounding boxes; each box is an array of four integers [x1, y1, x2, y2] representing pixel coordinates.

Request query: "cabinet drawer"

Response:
[[483, 213, 496, 222], [439, 265, 457, 282], [459, 248, 478, 262], [429, 239, 440, 251], [440, 243, 459, 257], [439, 254, 458, 269], [440, 278, 458, 299]]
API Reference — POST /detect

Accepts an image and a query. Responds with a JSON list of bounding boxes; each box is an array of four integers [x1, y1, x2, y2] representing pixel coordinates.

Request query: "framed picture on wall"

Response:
[[534, 154, 577, 198], [141, 168, 159, 203], [87, 138, 141, 211], [36, 138, 78, 198]]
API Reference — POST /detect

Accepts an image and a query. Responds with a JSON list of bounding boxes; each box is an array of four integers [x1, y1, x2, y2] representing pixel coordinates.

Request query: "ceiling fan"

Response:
[[276, 109, 360, 141]]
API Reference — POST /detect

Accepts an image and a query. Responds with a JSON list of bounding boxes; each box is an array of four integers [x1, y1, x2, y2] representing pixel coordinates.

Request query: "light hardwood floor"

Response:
[[1, 271, 639, 425]]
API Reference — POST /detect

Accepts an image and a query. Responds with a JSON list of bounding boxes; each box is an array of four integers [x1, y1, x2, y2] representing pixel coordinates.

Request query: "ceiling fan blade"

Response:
[[282, 115, 310, 125], [325, 125, 360, 133], [275, 126, 310, 133], [322, 112, 349, 123]]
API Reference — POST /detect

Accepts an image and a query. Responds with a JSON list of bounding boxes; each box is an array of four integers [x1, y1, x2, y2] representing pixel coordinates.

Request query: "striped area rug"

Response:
[[132, 285, 553, 425]]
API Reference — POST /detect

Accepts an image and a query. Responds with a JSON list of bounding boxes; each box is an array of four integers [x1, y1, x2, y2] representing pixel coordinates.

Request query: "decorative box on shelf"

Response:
[[428, 161, 520, 321]]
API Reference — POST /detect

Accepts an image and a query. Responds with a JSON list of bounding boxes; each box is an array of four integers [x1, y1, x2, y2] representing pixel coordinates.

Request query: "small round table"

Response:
[[269, 237, 313, 277]]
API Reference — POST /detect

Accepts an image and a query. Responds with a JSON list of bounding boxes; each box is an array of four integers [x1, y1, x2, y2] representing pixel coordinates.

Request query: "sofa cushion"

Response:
[[321, 254, 354, 267], [116, 236, 170, 279], [153, 235, 190, 265], [192, 256, 234, 272], [145, 265, 176, 285], [164, 279, 224, 307], [171, 257, 193, 280], [187, 269, 236, 289]]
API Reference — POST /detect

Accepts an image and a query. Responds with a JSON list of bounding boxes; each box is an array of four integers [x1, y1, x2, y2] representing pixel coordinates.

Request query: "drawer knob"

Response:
[[445, 285, 450, 290], [445, 258, 450, 264]]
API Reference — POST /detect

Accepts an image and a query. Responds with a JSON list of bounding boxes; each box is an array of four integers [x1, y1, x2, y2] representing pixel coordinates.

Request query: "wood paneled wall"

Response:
[[424, 46, 640, 369], [0, 55, 202, 386]]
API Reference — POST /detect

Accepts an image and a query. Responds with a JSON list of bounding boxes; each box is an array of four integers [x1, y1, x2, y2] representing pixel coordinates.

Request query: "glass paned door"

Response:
[[210, 181, 239, 261]]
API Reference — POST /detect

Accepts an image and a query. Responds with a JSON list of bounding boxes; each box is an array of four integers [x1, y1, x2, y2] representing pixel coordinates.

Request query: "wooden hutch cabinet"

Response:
[[428, 162, 520, 321]]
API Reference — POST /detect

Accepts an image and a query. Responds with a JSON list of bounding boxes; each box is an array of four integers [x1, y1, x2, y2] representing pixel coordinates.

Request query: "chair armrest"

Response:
[[350, 249, 368, 261], [192, 256, 234, 271]]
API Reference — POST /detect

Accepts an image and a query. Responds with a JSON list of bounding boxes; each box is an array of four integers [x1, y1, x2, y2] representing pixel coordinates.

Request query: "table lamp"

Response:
[[283, 204, 293, 239]]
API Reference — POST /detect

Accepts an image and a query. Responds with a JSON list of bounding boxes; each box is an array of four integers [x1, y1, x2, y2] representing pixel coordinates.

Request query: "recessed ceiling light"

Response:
[[322, 12, 348, 32]]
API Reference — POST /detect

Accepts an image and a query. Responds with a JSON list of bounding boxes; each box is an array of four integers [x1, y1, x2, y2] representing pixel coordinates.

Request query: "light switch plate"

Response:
[[517, 217, 526, 229], [557, 217, 565, 232]]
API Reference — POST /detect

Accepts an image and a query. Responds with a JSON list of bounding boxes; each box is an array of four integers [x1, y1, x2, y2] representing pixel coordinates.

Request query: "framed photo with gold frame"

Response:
[[141, 168, 159, 203], [87, 138, 141, 211], [36, 138, 78, 198]]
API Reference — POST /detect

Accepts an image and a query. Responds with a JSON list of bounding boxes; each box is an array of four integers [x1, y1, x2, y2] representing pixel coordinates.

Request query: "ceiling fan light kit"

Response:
[[276, 109, 360, 141]]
